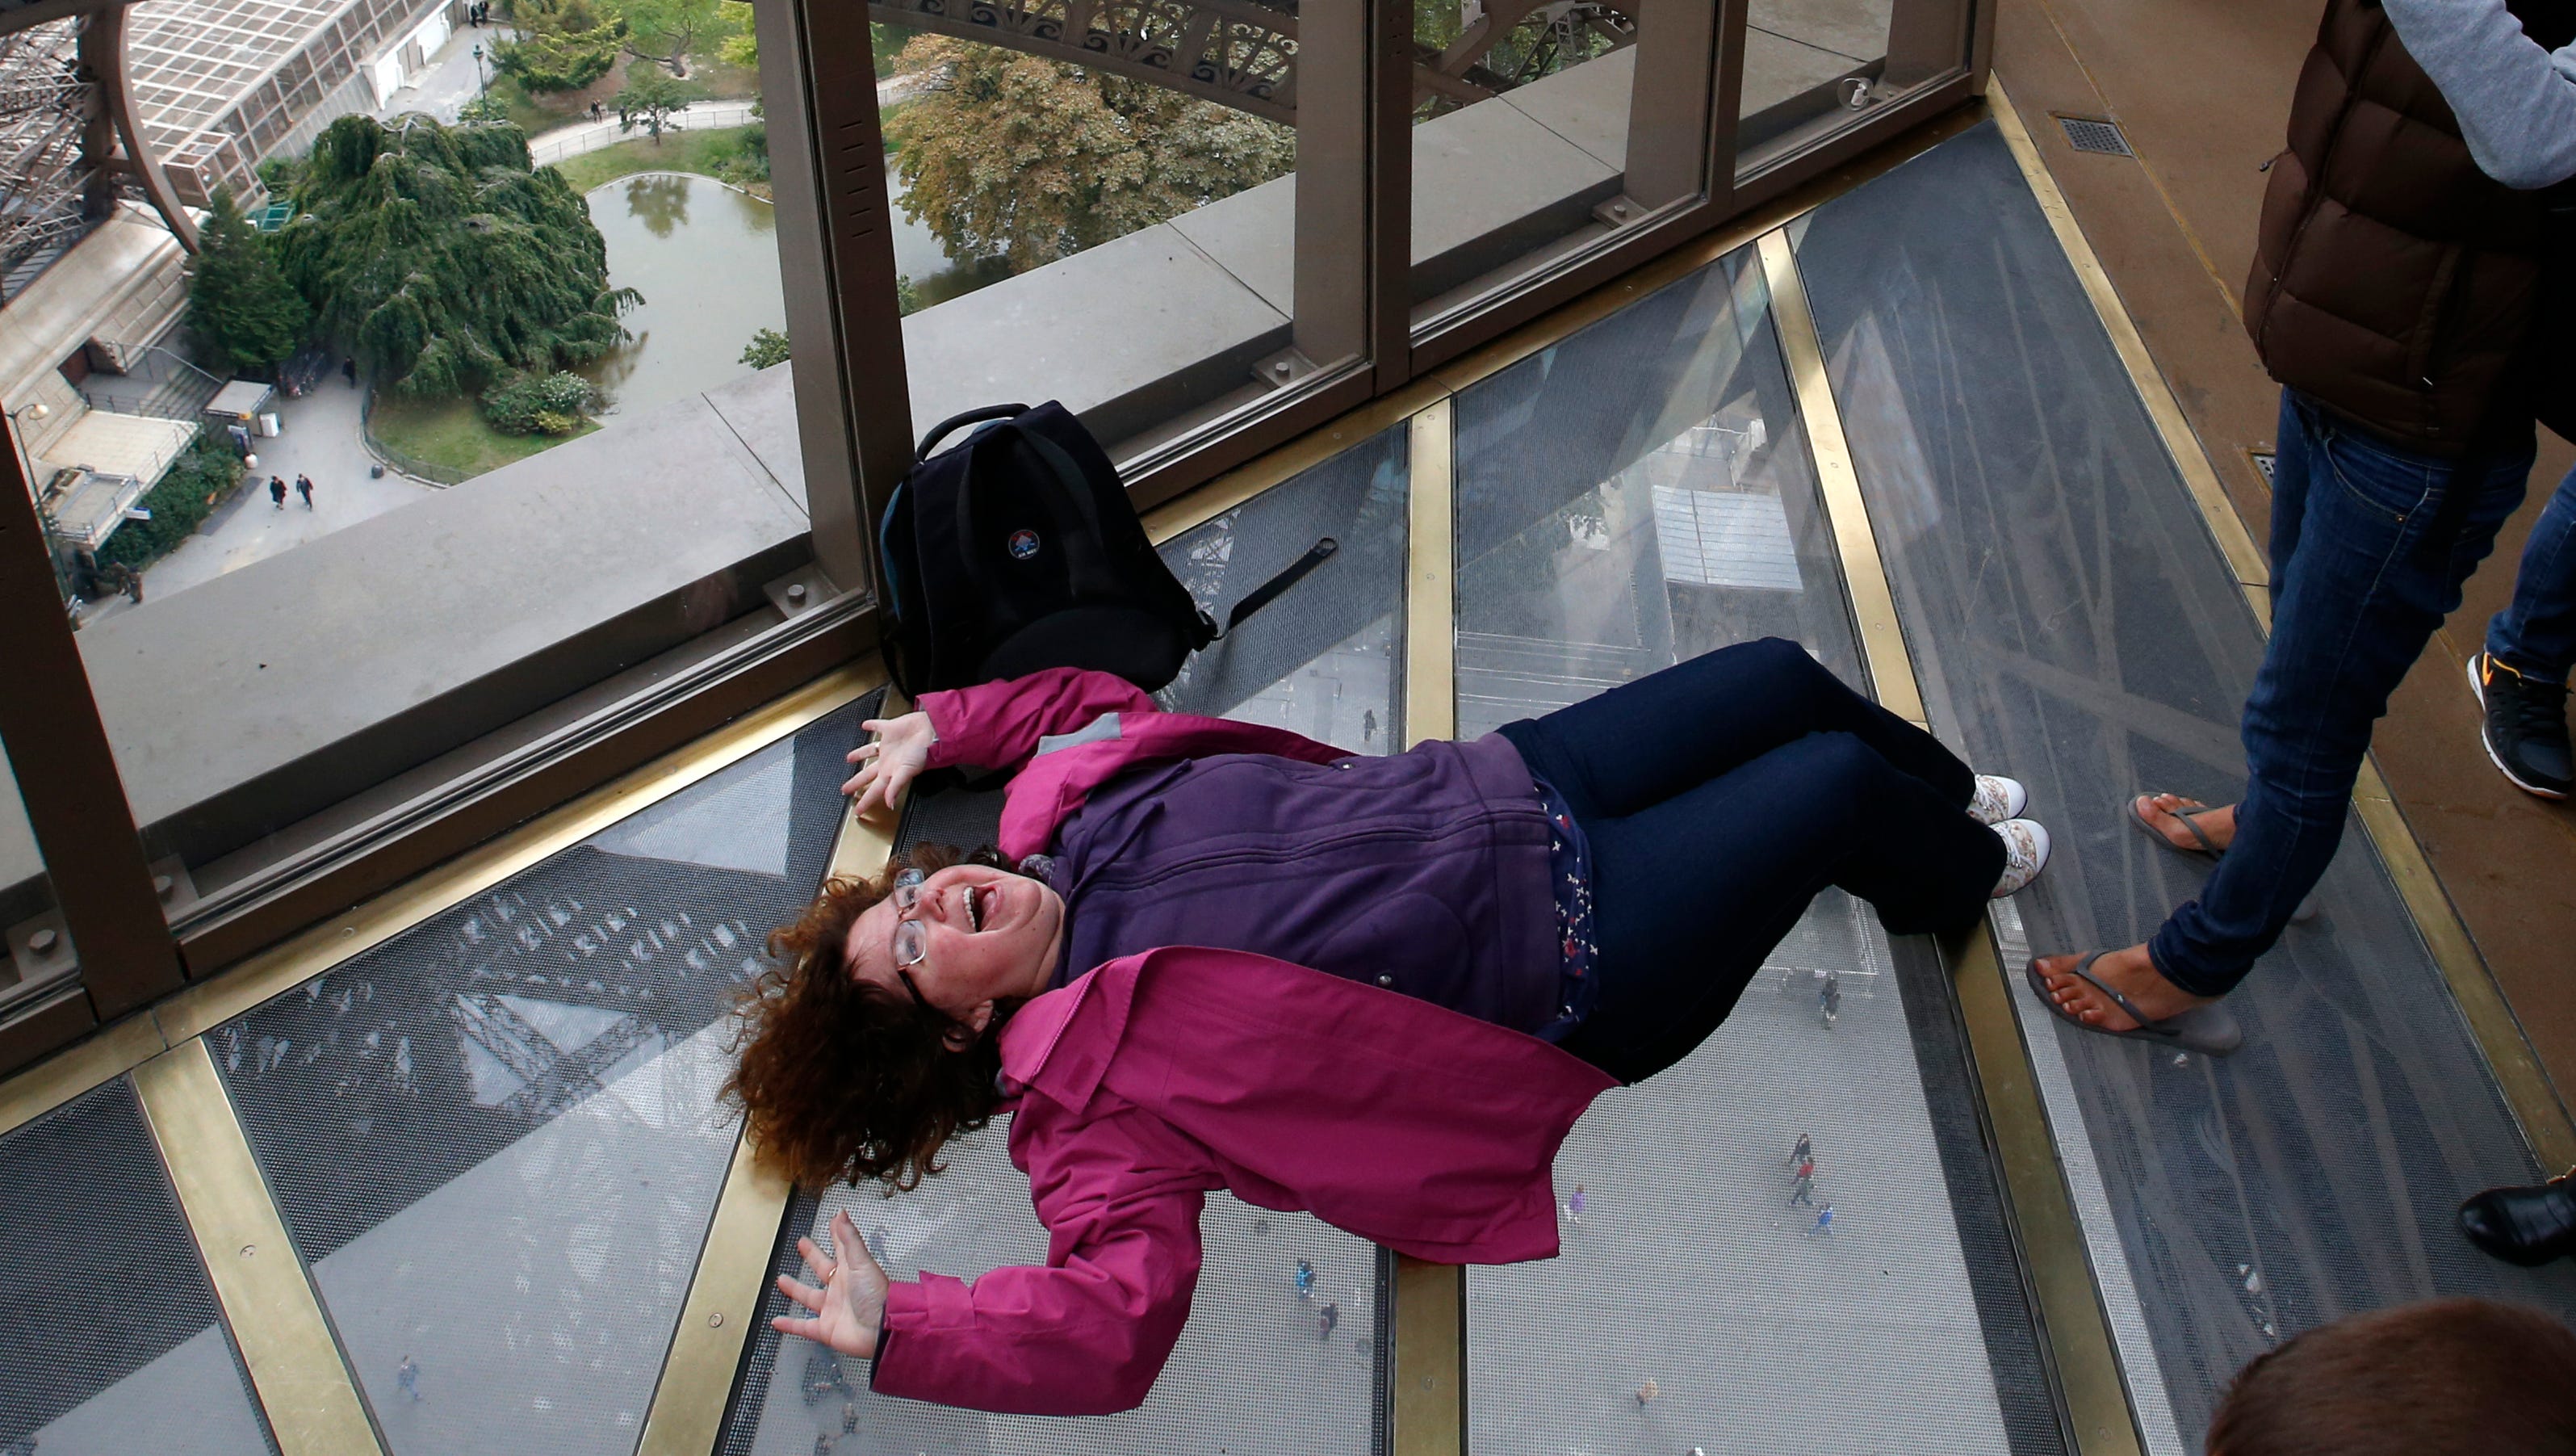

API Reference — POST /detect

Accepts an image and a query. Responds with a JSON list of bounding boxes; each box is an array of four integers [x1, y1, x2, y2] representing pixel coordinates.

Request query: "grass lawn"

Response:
[[492, 48, 760, 141], [369, 392, 595, 480], [549, 124, 756, 193]]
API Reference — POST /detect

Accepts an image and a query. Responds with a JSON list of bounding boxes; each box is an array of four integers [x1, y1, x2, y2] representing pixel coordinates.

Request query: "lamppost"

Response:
[[472, 43, 488, 104]]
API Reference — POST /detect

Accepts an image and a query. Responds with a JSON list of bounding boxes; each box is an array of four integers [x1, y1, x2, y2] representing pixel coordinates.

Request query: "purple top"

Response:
[[1038, 734, 1568, 1038]]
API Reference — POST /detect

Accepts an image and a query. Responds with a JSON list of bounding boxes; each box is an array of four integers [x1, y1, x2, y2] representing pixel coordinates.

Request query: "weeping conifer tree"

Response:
[[274, 114, 641, 397]]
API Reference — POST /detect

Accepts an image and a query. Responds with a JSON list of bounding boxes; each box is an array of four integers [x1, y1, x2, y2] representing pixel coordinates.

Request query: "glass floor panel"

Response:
[[1792, 121, 2576, 1452], [0, 1079, 279, 1456], [206, 703, 860, 1456], [715, 430, 1412, 1456], [1451, 242, 2063, 1454]]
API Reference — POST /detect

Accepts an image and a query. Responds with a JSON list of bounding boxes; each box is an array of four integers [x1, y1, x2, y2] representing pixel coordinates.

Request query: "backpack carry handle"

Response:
[[1220, 537, 1338, 636], [916, 404, 1030, 464]]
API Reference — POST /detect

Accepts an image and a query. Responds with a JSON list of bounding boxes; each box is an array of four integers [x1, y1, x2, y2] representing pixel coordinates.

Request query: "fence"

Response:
[[524, 100, 761, 167], [357, 388, 474, 488]]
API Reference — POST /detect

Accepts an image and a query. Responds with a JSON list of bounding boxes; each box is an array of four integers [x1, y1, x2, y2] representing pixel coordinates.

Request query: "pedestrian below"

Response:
[[1795, 1156, 1815, 1183], [1810, 1203, 1833, 1236], [295, 473, 314, 510], [1294, 1258, 1315, 1301], [1791, 1132, 1811, 1167], [1788, 1173, 1814, 1208], [1363, 707, 1378, 744], [810, 1435, 830, 1456], [1820, 970, 1841, 1027], [590, 99, 604, 120], [2032, 0, 2576, 1058], [2473, 461, 2576, 798], [269, 475, 287, 510], [1564, 1184, 1587, 1225], [1635, 1378, 1661, 1408], [2205, 1299, 2576, 1456], [1318, 1302, 1339, 1341], [342, 357, 358, 388], [396, 1354, 421, 1401]]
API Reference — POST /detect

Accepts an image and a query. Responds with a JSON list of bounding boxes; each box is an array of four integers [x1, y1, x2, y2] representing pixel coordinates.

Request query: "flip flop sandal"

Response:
[[2129, 794, 2321, 925], [2024, 951, 2244, 1056], [2131, 794, 2226, 861]]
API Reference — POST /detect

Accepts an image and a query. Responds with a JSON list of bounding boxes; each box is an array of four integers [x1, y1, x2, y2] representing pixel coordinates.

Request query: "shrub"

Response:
[[96, 431, 244, 572], [481, 370, 597, 434], [739, 326, 789, 370]]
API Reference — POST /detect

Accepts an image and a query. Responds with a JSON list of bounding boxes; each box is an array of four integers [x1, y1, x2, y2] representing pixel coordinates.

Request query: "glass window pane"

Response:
[[1411, 2, 1715, 333], [717, 433, 1413, 1454], [1736, 0, 1971, 177], [5, 0, 844, 934], [1159, 425, 1411, 751], [1451, 245, 2059, 1453], [202, 703, 858, 1456], [0, 1079, 281, 1455], [880, 5, 1370, 472], [0, 743, 77, 1027]]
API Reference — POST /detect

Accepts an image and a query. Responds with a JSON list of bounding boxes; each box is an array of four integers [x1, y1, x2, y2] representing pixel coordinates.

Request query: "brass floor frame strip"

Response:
[[636, 690, 907, 1456], [134, 1039, 386, 1456], [1987, 80, 2269, 610], [1763, 226, 2147, 1456], [1989, 81, 2576, 1169], [1395, 396, 1466, 1456], [1757, 229, 1930, 728]]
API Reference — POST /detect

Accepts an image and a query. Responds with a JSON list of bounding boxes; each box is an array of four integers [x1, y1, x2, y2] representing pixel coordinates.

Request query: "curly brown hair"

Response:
[[722, 844, 1029, 1192]]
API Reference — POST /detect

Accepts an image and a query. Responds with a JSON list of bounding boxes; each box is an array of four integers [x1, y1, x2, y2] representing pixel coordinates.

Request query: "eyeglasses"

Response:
[[887, 869, 936, 1013]]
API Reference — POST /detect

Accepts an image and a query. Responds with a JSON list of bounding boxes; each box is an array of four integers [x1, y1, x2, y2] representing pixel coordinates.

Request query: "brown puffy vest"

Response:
[[2244, 0, 2576, 455]]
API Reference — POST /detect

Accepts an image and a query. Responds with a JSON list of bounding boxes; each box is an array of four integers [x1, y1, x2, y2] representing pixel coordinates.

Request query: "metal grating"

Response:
[[0, 1079, 281, 1454], [2057, 116, 2134, 156], [2250, 450, 2277, 487]]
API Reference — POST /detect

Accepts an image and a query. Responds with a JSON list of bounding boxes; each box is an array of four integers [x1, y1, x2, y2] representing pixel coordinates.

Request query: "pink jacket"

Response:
[[869, 669, 1618, 1415]]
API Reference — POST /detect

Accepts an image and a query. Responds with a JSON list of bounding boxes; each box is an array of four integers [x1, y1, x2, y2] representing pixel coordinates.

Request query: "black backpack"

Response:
[[877, 401, 1335, 699]]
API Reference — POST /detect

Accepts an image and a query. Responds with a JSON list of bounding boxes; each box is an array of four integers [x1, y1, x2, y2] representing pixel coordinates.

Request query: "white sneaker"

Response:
[[1990, 819, 2050, 896], [1967, 774, 2029, 826]]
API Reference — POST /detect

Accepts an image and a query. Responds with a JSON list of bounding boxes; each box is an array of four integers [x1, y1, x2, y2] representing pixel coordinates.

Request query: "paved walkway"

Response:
[[521, 73, 926, 167], [83, 380, 434, 624], [376, 23, 518, 125]]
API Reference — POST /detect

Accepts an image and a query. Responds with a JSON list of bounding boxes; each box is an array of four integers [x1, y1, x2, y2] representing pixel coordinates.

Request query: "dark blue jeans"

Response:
[[1498, 637, 2001, 1084], [2487, 463, 2576, 684], [2151, 390, 2533, 996]]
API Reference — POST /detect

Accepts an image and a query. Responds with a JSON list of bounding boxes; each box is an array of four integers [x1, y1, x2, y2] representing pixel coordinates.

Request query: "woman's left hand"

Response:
[[773, 1208, 890, 1359]]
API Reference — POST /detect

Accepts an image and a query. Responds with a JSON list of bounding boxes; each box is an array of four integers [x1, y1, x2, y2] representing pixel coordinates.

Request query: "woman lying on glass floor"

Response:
[[723, 636, 2048, 1416]]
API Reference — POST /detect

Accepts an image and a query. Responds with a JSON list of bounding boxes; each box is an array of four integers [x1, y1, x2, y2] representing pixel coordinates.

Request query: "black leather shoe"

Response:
[[2458, 1171, 2576, 1267]]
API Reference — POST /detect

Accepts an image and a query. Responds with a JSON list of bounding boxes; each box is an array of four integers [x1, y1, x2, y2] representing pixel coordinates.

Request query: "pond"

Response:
[[579, 169, 1007, 417]]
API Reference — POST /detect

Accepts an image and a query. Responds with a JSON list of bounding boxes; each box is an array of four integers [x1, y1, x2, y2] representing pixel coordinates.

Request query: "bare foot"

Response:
[[2030, 944, 2214, 1033], [2134, 794, 2238, 854]]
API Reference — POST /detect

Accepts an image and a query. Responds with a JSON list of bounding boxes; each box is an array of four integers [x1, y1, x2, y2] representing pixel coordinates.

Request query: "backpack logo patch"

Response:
[[1007, 529, 1041, 560]]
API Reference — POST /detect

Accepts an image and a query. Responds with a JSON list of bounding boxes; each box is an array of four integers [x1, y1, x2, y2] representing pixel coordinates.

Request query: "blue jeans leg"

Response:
[[2486, 463, 2576, 684], [2149, 391, 2532, 996], [1499, 639, 2004, 1082]]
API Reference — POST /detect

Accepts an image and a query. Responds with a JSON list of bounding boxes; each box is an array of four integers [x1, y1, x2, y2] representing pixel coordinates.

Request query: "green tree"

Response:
[[274, 114, 639, 397], [185, 187, 310, 376], [739, 325, 789, 369], [614, 68, 689, 144], [491, 15, 627, 92], [718, 1, 757, 69], [613, 0, 722, 76], [885, 35, 1294, 272]]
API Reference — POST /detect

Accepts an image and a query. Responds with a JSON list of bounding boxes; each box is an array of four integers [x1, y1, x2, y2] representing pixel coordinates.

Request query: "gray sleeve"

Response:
[[2381, 0, 2576, 189]]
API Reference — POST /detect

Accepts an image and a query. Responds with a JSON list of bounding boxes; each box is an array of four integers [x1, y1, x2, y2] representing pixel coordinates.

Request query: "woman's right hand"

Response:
[[844, 712, 936, 816], [773, 1208, 890, 1359]]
